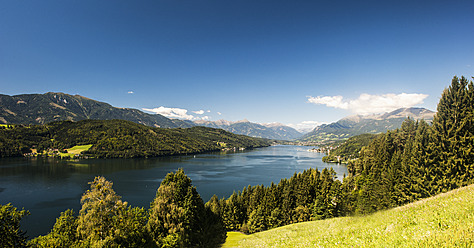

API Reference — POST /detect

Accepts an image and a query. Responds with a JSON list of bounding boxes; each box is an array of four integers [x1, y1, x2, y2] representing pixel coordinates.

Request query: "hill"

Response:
[[321, 133, 379, 163], [0, 92, 192, 128], [300, 107, 435, 143], [226, 184, 474, 247], [194, 119, 302, 140], [0, 119, 272, 158]]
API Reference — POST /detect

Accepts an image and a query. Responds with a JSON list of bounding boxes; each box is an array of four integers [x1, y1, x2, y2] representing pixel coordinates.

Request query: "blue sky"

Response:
[[1, 0, 473, 131]]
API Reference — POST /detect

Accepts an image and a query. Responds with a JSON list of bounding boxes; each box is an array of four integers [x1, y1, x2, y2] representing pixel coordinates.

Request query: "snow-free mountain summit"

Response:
[[300, 107, 435, 143]]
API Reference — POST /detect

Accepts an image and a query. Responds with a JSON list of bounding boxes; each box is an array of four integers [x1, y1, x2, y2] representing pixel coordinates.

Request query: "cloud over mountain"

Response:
[[287, 121, 326, 133], [143, 106, 195, 120], [308, 93, 428, 115], [143, 107, 210, 120]]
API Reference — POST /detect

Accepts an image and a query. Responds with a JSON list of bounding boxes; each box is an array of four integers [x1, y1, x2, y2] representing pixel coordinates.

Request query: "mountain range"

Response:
[[0, 92, 193, 128], [0, 92, 302, 140], [300, 107, 435, 143], [0, 92, 436, 142], [194, 120, 303, 140]]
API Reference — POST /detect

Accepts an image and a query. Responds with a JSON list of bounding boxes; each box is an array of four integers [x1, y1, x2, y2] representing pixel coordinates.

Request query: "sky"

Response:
[[1, 0, 473, 131]]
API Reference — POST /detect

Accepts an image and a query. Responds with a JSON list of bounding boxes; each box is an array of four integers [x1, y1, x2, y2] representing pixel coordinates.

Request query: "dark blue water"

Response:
[[0, 145, 347, 238]]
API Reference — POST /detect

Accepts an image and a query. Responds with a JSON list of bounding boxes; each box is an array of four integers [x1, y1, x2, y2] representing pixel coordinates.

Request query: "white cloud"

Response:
[[287, 121, 327, 133], [217, 112, 222, 115], [143, 106, 195, 120], [308, 93, 428, 115], [193, 110, 205, 115], [127, 91, 134, 94], [143, 107, 214, 121]]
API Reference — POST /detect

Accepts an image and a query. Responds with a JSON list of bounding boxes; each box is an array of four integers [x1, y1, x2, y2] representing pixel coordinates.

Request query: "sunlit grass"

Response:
[[228, 184, 474, 247], [59, 144, 92, 158], [221, 232, 248, 248]]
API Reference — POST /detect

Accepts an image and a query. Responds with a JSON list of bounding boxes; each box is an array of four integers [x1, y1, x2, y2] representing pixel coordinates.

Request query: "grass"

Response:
[[59, 144, 92, 158], [224, 184, 474, 247], [221, 232, 248, 248]]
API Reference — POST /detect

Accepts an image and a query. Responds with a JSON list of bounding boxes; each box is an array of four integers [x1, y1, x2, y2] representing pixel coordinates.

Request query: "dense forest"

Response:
[[0, 119, 272, 158], [1, 76, 473, 247]]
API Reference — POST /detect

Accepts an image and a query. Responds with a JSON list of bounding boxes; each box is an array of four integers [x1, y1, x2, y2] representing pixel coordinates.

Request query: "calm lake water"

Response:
[[0, 145, 347, 238]]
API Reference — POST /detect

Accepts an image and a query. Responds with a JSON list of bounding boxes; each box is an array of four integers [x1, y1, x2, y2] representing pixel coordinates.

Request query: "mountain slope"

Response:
[[194, 120, 302, 140], [227, 184, 474, 247], [300, 107, 435, 143], [0, 92, 192, 128]]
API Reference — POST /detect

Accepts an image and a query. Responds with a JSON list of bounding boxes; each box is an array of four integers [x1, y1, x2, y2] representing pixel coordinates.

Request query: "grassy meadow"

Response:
[[59, 144, 92, 158], [224, 184, 474, 247]]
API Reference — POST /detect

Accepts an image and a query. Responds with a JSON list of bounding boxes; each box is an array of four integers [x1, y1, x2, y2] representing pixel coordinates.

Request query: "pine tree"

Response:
[[147, 169, 225, 247], [430, 76, 474, 191]]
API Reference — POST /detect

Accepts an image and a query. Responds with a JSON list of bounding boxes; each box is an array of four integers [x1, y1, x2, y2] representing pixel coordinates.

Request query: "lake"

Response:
[[0, 145, 347, 238]]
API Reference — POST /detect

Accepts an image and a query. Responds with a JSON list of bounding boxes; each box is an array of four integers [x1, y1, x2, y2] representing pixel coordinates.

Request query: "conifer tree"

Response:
[[430, 76, 474, 191], [147, 169, 225, 247]]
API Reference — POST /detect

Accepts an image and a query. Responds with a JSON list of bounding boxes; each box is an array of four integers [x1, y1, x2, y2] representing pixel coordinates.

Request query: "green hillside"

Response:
[[226, 184, 474, 247], [322, 133, 379, 163], [0, 119, 272, 158]]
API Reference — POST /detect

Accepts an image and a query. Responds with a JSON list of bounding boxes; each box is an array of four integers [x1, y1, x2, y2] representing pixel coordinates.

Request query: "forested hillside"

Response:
[[231, 184, 474, 247], [322, 133, 379, 163], [206, 76, 474, 234], [0, 119, 272, 158], [344, 76, 474, 214]]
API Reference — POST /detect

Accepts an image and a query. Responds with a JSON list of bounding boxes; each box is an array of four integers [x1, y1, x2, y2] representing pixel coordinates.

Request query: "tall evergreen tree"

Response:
[[430, 76, 474, 191], [147, 169, 225, 248]]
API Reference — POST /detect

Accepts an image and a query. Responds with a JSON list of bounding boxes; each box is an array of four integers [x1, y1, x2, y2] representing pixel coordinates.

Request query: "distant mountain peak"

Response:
[[192, 119, 302, 140], [341, 107, 435, 122], [236, 119, 250, 123], [0, 92, 193, 128], [261, 122, 285, 128], [300, 107, 435, 143], [382, 107, 435, 120]]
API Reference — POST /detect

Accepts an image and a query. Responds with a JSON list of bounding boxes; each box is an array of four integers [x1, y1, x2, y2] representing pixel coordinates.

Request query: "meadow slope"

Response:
[[226, 184, 474, 247]]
